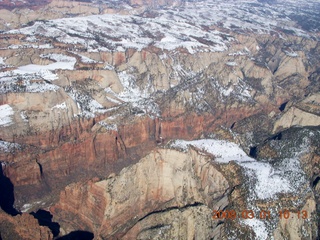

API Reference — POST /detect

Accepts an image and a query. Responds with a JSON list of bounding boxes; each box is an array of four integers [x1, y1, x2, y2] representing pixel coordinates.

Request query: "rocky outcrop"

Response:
[[0, 210, 52, 240], [273, 93, 320, 133], [51, 148, 230, 239]]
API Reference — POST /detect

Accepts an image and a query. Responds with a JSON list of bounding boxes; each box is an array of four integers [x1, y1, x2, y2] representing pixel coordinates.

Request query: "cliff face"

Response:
[[0, 0, 319, 238], [0, 210, 52, 240], [51, 148, 229, 239]]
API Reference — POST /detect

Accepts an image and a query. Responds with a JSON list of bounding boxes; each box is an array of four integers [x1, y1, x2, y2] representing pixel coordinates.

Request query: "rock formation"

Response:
[[0, 0, 319, 239], [0, 209, 52, 240]]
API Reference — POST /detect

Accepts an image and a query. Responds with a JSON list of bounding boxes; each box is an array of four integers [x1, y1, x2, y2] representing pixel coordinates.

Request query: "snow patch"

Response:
[[241, 161, 292, 199], [0, 140, 21, 153], [20, 111, 28, 122], [51, 102, 67, 110], [284, 51, 299, 57], [20, 201, 43, 213], [0, 57, 5, 65], [0, 72, 60, 93], [104, 70, 160, 117], [171, 139, 304, 200], [14, 54, 76, 79], [242, 219, 268, 240], [171, 139, 252, 162], [99, 121, 117, 131], [226, 61, 237, 66], [0, 53, 77, 84], [0, 104, 14, 127], [66, 88, 108, 118]]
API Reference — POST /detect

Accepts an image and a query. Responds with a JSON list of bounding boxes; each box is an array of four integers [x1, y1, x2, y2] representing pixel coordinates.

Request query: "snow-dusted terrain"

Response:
[[171, 139, 310, 239], [4, 0, 319, 53], [171, 139, 307, 200], [0, 0, 318, 121]]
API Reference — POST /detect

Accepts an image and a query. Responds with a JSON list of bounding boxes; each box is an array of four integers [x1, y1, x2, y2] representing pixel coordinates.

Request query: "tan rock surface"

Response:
[[273, 93, 320, 132], [273, 198, 318, 240], [51, 148, 229, 239]]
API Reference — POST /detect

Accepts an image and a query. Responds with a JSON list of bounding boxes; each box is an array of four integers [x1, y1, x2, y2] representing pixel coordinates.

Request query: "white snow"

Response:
[[99, 121, 117, 131], [20, 111, 28, 122], [0, 71, 60, 93], [0, 53, 77, 84], [66, 89, 108, 118], [14, 54, 76, 80], [0, 57, 5, 65], [171, 139, 252, 163], [20, 204, 32, 213], [4, 0, 317, 54], [228, 51, 249, 56], [74, 53, 98, 64], [221, 87, 233, 97], [51, 102, 67, 110], [0, 53, 76, 89], [0, 140, 21, 153], [20, 201, 43, 213], [0, 54, 76, 94], [7, 44, 53, 49], [171, 139, 300, 200], [211, 78, 252, 101], [0, 104, 14, 127], [104, 70, 160, 117], [241, 161, 292, 199], [7, 9, 230, 54], [40, 53, 75, 62], [242, 219, 268, 240], [24, 80, 60, 92], [226, 61, 238, 66], [285, 51, 299, 57]]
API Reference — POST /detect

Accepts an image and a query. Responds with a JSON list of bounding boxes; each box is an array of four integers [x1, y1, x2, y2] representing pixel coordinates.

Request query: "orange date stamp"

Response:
[[212, 209, 308, 220]]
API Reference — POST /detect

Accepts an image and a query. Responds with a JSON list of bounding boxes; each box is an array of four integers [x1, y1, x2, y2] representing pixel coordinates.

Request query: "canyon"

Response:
[[0, 0, 319, 239]]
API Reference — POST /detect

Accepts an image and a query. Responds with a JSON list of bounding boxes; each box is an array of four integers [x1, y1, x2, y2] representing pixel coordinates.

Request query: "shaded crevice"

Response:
[[312, 176, 320, 188], [249, 146, 257, 158], [56, 231, 94, 240], [36, 160, 43, 176], [142, 224, 170, 232], [279, 101, 288, 112], [0, 166, 20, 216], [216, 221, 225, 227], [137, 202, 204, 224], [30, 209, 60, 237], [270, 132, 282, 140]]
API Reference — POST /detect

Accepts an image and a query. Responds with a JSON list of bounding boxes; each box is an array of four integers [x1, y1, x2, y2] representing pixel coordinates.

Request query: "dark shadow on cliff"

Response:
[[31, 209, 60, 237], [0, 167, 19, 216], [57, 231, 94, 240]]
